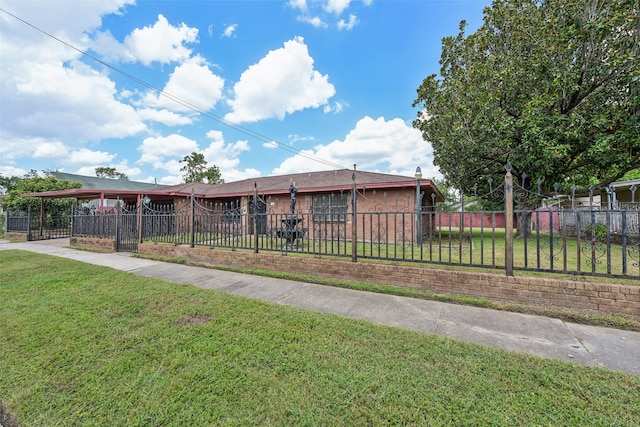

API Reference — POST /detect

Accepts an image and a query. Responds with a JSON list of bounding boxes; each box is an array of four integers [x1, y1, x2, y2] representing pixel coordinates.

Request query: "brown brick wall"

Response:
[[4, 232, 27, 241], [139, 243, 640, 321], [70, 236, 116, 252]]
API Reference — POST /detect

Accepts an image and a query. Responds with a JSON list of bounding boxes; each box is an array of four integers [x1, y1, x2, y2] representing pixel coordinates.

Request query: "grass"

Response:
[[1, 250, 640, 426]]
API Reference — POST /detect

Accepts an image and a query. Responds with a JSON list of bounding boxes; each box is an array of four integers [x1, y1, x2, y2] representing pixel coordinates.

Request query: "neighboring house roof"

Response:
[[611, 178, 640, 190], [25, 169, 444, 203], [51, 172, 159, 191]]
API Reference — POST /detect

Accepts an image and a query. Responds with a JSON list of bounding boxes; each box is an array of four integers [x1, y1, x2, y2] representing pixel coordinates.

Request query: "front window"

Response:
[[313, 193, 348, 222]]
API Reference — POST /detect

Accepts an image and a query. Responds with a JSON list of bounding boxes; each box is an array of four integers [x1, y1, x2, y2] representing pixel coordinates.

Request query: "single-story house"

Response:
[[24, 168, 443, 241]]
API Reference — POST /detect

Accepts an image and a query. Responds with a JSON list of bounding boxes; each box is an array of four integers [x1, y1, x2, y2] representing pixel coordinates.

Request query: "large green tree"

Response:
[[179, 152, 224, 184], [2, 174, 81, 214], [0, 175, 21, 195], [95, 166, 129, 180], [413, 0, 639, 211]]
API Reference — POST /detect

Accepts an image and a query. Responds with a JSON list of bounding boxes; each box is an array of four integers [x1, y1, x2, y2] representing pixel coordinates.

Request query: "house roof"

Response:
[[149, 169, 443, 201], [24, 169, 444, 203], [51, 172, 159, 191]]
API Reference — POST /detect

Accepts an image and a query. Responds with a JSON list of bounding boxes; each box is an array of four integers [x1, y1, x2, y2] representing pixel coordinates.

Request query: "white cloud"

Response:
[[201, 130, 258, 182], [92, 14, 198, 65], [137, 134, 199, 166], [1, 0, 133, 45], [32, 141, 69, 160], [298, 15, 328, 28], [324, 0, 351, 15], [225, 37, 335, 123], [157, 174, 183, 185], [31, 142, 115, 165], [142, 57, 225, 112], [272, 116, 441, 179], [137, 108, 193, 126], [288, 0, 307, 12], [263, 141, 279, 149], [324, 100, 347, 114], [288, 135, 315, 144], [0, 2, 147, 171], [135, 131, 260, 183], [68, 148, 116, 165], [0, 165, 28, 179], [292, 0, 370, 28], [222, 24, 238, 38], [122, 14, 199, 65], [337, 14, 358, 30], [6, 59, 146, 144]]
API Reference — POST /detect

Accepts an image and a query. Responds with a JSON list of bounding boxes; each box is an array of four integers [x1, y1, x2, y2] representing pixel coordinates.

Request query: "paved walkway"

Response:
[[1, 238, 639, 375]]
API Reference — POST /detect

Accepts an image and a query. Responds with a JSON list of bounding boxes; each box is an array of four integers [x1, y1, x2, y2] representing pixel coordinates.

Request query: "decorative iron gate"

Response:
[[116, 204, 139, 252], [71, 204, 140, 253]]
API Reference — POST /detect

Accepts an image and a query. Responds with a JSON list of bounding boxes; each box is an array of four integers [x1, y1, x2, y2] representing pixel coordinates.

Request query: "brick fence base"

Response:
[[139, 243, 640, 321], [4, 232, 27, 241], [70, 236, 116, 252]]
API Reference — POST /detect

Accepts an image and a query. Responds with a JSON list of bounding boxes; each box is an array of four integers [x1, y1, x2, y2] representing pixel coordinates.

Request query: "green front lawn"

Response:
[[3, 250, 637, 426]]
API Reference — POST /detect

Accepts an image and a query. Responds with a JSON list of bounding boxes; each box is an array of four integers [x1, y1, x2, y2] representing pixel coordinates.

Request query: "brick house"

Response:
[[145, 168, 443, 241], [25, 168, 443, 242]]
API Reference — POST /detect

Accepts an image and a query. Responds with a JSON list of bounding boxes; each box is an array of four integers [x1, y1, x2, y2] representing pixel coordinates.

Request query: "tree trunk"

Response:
[[515, 210, 532, 238], [513, 195, 539, 239]]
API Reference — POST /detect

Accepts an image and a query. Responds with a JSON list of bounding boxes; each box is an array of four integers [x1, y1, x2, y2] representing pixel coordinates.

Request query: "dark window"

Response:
[[313, 193, 348, 222]]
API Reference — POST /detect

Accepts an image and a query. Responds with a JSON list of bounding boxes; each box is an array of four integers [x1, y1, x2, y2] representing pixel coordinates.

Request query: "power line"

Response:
[[0, 7, 347, 171]]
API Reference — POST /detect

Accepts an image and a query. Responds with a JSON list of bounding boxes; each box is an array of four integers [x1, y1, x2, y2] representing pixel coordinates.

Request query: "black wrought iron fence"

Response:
[[87, 196, 638, 280], [22, 168, 631, 280], [72, 205, 117, 237], [519, 207, 640, 278], [6, 209, 30, 233], [6, 208, 71, 240]]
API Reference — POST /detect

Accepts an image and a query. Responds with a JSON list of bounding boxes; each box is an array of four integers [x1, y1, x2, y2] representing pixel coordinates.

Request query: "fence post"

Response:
[[39, 198, 45, 238], [352, 171, 357, 262], [137, 194, 143, 244], [115, 200, 121, 251], [27, 205, 32, 241], [504, 163, 514, 276], [190, 190, 195, 248], [415, 167, 422, 245], [254, 182, 259, 254]]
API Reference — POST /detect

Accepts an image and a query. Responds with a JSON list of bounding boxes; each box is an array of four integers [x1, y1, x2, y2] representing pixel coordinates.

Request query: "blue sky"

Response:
[[0, 0, 490, 185]]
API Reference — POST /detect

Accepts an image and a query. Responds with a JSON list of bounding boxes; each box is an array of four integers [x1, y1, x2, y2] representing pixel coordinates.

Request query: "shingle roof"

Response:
[[51, 172, 159, 191], [151, 169, 443, 201], [25, 169, 443, 202]]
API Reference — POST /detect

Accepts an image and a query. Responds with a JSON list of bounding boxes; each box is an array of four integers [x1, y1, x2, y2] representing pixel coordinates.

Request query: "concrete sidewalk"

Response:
[[1, 238, 639, 375]]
